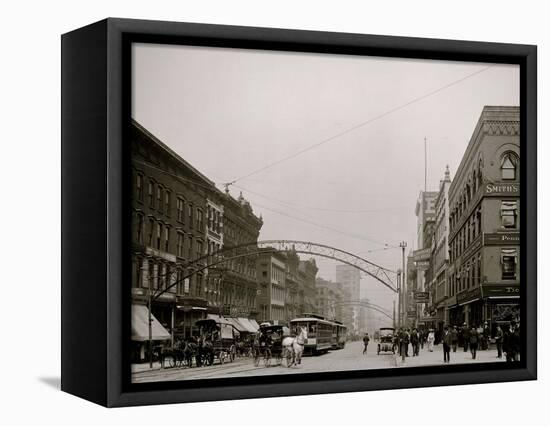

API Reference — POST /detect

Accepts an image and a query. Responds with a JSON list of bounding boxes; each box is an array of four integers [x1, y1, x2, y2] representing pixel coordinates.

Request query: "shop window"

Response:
[[197, 208, 204, 231], [501, 153, 517, 180], [136, 213, 144, 244], [148, 180, 155, 207], [156, 223, 162, 250], [177, 198, 184, 222], [501, 248, 517, 280], [157, 186, 163, 213], [165, 191, 171, 216], [136, 173, 143, 201], [164, 227, 170, 252], [176, 232, 184, 258], [188, 204, 193, 228], [148, 218, 154, 246], [501, 201, 518, 229]]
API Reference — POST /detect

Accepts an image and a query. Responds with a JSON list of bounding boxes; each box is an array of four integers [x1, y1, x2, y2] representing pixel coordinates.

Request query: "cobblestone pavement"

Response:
[[393, 343, 507, 367], [131, 341, 395, 383], [131, 340, 506, 383]]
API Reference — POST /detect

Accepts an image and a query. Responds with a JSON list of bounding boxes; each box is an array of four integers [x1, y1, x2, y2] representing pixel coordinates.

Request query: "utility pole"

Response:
[[393, 300, 396, 329], [399, 241, 407, 327], [396, 270, 401, 329], [148, 263, 153, 369]]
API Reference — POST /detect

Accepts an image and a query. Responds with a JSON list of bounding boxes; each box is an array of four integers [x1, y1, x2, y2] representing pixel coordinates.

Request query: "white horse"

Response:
[[282, 327, 307, 367]]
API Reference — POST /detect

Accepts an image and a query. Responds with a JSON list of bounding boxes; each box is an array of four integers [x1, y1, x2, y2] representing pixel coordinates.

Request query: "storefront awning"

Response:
[[249, 319, 260, 331], [132, 304, 171, 342], [236, 318, 259, 333], [226, 318, 248, 332]]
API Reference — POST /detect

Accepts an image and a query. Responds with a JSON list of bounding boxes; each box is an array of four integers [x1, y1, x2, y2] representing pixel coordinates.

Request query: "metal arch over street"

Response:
[[328, 300, 394, 321], [151, 239, 398, 300]]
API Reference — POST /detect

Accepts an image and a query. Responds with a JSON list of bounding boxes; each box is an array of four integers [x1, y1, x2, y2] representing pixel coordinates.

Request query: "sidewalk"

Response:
[[393, 344, 506, 367]]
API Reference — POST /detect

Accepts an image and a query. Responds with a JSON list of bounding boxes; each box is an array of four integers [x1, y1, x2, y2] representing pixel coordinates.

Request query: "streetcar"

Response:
[[290, 314, 333, 355], [331, 320, 347, 350]]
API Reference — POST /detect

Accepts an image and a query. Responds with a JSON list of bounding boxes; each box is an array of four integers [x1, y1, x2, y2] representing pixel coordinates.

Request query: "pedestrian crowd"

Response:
[[381, 320, 520, 364]]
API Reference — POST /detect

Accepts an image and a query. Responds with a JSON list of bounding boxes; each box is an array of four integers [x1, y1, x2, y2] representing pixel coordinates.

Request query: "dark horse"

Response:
[[183, 339, 198, 367], [197, 337, 214, 366]]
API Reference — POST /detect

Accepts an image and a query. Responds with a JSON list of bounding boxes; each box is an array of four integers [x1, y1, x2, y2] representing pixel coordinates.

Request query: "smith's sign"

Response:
[[485, 183, 520, 196]]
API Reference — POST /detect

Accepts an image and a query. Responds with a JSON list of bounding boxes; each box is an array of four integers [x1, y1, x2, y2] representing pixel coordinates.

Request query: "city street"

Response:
[[131, 341, 505, 383]]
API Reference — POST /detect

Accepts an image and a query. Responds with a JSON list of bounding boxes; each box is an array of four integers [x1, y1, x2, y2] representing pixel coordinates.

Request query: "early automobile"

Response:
[[377, 327, 395, 355]]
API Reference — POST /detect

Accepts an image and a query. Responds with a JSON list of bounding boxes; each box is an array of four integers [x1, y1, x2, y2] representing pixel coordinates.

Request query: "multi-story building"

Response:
[[358, 297, 376, 335], [335, 264, 361, 333], [428, 166, 452, 333], [130, 120, 263, 361], [410, 190, 438, 328], [256, 249, 288, 323], [284, 249, 301, 321], [217, 191, 263, 319], [300, 259, 319, 314], [315, 277, 342, 320], [447, 106, 520, 332], [131, 120, 212, 355], [338, 284, 353, 334]]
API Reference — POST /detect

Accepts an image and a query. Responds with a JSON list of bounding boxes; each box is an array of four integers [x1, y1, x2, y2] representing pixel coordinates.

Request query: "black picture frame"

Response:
[[61, 18, 537, 407]]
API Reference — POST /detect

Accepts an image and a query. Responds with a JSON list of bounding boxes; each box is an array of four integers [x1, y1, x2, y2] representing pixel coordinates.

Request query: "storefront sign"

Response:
[[484, 232, 520, 245], [413, 291, 430, 302], [413, 248, 431, 262], [457, 287, 482, 305], [483, 283, 520, 297], [484, 182, 520, 196], [415, 260, 430, 270]]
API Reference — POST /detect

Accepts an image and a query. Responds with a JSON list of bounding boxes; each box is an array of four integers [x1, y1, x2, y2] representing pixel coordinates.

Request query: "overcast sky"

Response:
[[132, 43, 519, 312]]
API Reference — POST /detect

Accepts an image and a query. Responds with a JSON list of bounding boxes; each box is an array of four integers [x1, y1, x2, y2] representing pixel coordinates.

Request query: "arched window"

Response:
[[478, 160, 483, 187], [501, 152, 518, 180]]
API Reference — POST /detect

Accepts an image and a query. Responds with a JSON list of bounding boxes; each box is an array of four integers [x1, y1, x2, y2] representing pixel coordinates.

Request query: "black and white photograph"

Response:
[[129, 43, 521, 383]]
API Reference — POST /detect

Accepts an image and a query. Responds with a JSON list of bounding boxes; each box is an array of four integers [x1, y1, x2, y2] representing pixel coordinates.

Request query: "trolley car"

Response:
[[290, 314, 333, 355], [331, 320, 347, 350]]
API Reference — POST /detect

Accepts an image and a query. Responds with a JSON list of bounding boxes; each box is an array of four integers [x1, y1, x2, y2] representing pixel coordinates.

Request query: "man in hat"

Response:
[[503, 320, 520, 362], [450, 326, 458, 352], [495, 325, 504, 359], [442, 325, 452, 363], [462, 323, 470, 352], [363, 332, 370, 355]]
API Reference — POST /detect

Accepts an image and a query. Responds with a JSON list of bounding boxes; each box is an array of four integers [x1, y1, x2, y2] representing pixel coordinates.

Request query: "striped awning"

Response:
[[131, 304, 171, 342]]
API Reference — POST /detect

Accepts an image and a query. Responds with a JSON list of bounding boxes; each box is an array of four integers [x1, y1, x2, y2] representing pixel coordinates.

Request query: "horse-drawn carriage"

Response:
[[377, 327, 395, 355], [195, 317, 238, 366], [253, 324, 293, 367], [162, 338, 197, 368]]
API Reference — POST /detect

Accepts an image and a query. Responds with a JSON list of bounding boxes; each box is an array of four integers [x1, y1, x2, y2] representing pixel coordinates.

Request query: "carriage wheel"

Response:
[[219, 352, 225, 365]]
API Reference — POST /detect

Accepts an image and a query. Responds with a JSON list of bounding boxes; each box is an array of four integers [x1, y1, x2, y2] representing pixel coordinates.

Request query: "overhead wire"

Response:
[[226, 65, 493, 185]]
